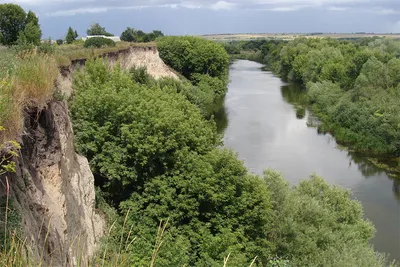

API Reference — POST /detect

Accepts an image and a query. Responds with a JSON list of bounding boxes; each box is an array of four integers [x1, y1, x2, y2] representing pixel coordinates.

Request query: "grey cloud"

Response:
[[1, 0, 399, 16]]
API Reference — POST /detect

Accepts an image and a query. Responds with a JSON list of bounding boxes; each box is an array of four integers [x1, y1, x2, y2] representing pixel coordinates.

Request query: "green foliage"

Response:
[[120, 27, 163, 43], [157, 36, 229, 83], [70, 56, 395, 267], [120, 27, 136, 42], [71, 59, 217, 202], [264, 169, 389, 267], [83, 37, 116, 48], [253, 37, 400, 156], [86, 22, 113, 36], [65, 26, 78, 44], [0, 4, 27, 45], [25, 11, 38, 27], [56, 39, 63, 45], [157, 36, 229, 117], [16, 22, 41, 46], [129, 66, 153, 85], [119, 149, 273, 266]]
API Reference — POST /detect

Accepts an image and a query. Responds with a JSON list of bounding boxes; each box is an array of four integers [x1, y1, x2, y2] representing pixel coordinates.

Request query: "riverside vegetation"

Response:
[[0, 3, 398, 265], [69, 36, 396, 266], [224, 38, 400, 176]]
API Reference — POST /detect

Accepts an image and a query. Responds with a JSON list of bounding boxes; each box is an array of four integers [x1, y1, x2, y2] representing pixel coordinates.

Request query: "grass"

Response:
[[54, 41, 156, 66], [0, 48, 59, 141], [0, 41, 156, 141]]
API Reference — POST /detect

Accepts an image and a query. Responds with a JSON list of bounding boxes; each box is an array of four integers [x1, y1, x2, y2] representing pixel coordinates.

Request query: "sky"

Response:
[[1, 0, 400, 38]]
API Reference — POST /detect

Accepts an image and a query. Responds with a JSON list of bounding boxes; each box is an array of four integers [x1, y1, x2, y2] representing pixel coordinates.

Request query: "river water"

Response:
[[217, 60, 400, 261]]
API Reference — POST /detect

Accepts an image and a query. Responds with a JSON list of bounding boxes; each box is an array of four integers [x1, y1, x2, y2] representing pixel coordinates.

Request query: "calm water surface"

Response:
[[217, 60, 400, 261]]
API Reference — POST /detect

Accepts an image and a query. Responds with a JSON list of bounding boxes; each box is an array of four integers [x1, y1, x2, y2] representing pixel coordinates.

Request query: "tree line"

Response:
[[224, 37, 400, 159], [62, 23, 164, 45]]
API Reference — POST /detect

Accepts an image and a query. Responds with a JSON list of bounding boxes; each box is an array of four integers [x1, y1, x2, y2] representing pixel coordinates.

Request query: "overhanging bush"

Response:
[[83, 37, 115, 48]]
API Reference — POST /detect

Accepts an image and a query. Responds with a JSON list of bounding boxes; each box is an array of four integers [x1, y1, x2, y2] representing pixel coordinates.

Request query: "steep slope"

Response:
[[57, 46, 178, 98], [1, 45, 175, 266], [2, 102, 104, 266]]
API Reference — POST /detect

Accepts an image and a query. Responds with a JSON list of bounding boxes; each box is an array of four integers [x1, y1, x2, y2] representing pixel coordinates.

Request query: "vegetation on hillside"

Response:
[[0, 3, 398, 265], [69, 53, 394, 266], [157, 36, 229, 116]]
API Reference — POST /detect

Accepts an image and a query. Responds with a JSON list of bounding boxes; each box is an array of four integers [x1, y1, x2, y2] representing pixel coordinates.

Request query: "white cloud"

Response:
[[47, 7, 108, 16], [328, 6, 349, 11], [210, 1, 236, 10]]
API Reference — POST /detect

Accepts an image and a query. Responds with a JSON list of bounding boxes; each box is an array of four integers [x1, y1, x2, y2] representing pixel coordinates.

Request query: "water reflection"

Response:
[[214, 103, 228, 134], [280, 81, 400, 204]]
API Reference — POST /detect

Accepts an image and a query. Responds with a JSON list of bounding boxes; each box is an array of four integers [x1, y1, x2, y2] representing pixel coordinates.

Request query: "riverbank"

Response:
[[225, 46, 400, 178], [218, 60, 400, 261]]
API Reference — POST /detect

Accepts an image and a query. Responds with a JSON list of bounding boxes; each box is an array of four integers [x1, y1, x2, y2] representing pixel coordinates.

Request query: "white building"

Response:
[[82, 35, 121, 42]]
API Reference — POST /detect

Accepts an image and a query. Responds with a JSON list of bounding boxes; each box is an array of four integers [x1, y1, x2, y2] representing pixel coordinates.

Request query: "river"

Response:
[[216, 60, 400, 261]]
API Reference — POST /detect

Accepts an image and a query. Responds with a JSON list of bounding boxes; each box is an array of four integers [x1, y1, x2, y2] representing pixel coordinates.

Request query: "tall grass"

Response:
[[0, 49, 59, 141], [54, 41, 144, 66], [12, 52, 58, 108]]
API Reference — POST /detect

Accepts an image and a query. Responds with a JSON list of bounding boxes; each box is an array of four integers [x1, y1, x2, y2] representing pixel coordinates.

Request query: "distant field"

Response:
[[202, 33, 400, 41]]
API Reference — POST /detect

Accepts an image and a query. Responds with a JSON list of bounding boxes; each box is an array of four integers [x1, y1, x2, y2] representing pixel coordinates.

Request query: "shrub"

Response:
[[83, 37, 115, 48], [129, 67, 153, 85]]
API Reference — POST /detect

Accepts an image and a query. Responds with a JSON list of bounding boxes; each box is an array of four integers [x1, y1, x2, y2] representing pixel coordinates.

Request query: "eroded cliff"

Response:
[[2, 101, 104, 266], [0, 45, 175, 266]]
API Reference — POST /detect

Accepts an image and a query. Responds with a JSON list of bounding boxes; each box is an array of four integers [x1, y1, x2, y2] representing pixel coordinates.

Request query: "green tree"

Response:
[[152, 30, 164, 38], [25, 10, 39, 26], [86, 22, 113, 36], [158, 36, 229, 82], [264, 169, 388, 267], [17, 21, 41, 46], [119, 149, 273, 266], [71, 59, 218, 201], [134, 30, 146, 42], [65, 26, 77, 44], [120, 27, 136, 42], [0, 4, 27, 45]]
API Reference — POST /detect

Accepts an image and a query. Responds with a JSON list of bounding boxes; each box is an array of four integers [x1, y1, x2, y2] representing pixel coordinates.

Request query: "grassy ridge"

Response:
[[0, 42, 152, 141]]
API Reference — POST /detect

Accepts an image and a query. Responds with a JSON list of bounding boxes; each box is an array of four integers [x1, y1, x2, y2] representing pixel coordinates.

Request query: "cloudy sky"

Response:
[[1, 0, 400, 38]]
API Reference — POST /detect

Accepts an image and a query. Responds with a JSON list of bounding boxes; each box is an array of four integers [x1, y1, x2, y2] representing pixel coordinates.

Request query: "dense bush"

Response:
[[158, 36, 229, 83], [83, 37, 116, 48], [120, 27, 163, 43], [71, 60, 218, 202], [157, 36, 229, 117], [264, 169, 383, 266], [70, 59, 391, 266]]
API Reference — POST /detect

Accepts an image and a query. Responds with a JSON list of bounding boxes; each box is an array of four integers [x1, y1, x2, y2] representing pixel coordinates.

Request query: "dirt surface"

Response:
[[1, 102, 104, 267]]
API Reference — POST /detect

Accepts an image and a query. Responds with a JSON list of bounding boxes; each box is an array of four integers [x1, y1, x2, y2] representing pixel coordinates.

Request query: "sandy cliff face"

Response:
[[57, 46, 178, 98], [2, 102, 104, 267]]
